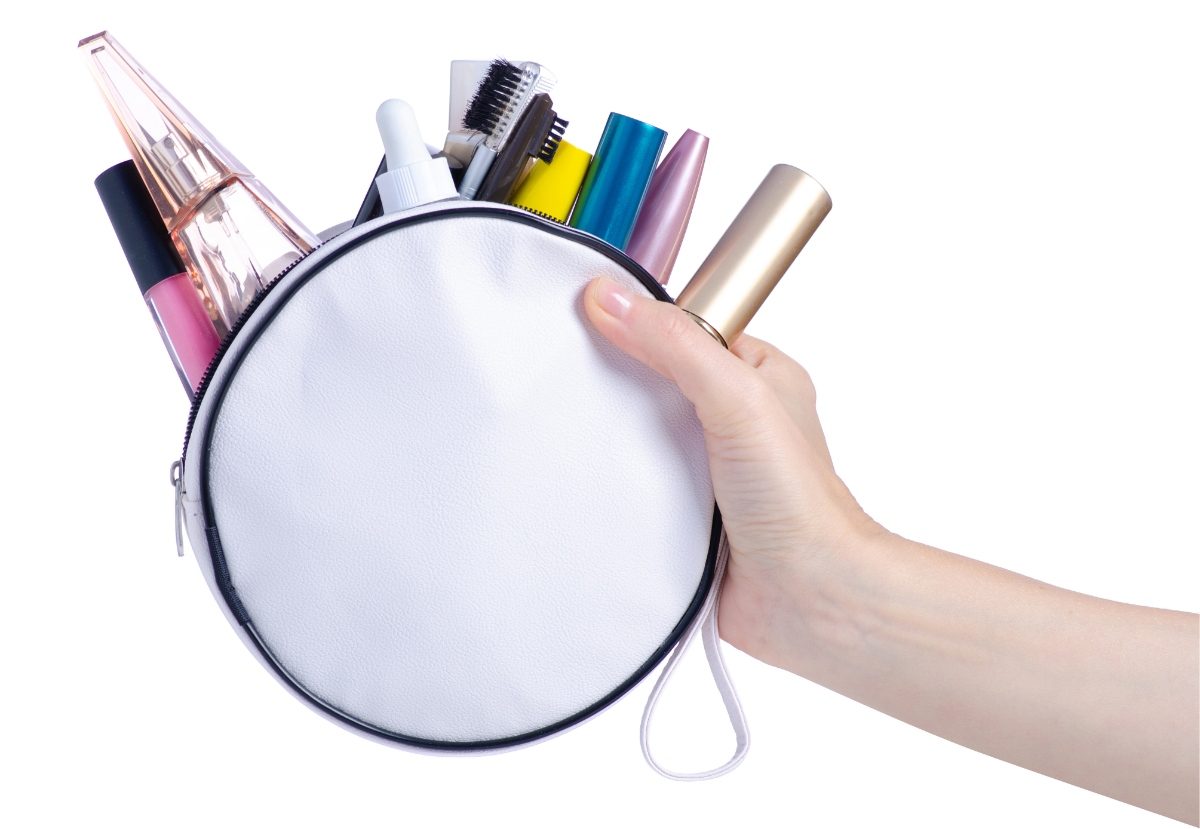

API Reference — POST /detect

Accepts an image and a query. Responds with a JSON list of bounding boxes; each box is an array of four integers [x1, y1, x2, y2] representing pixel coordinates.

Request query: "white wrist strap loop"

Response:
[[640, 529, 749, 780]]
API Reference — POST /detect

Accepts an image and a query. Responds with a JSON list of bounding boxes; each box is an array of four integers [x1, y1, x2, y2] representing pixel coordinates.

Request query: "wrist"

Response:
[[787, 519, 900, 668], [723, 513, 901, 679]]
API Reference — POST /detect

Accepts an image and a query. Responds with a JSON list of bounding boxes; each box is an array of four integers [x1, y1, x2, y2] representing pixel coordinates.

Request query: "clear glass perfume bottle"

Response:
[[80, 31, 319, 336]]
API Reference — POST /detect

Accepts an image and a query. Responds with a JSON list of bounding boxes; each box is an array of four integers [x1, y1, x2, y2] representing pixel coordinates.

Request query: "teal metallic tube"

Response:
[[568, 113, 667, 249]]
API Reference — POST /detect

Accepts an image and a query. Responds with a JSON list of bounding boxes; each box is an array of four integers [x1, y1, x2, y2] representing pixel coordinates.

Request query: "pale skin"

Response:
[[583, 275, 1200, 825]]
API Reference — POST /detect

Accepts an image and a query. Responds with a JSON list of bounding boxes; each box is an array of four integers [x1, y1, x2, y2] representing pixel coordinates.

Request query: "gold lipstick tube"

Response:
[[676, 164, 832, 347]]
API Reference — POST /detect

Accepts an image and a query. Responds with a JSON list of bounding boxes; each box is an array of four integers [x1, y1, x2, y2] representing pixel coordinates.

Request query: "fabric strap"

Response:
[[640, 528, 750, 779]]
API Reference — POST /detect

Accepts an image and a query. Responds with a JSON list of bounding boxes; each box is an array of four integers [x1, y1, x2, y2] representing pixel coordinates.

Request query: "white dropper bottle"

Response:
[[375, 99, 458, 213]]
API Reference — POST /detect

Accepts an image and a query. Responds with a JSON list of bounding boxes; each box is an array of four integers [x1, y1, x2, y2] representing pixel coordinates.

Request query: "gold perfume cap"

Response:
[[676, 164, 831, 347]]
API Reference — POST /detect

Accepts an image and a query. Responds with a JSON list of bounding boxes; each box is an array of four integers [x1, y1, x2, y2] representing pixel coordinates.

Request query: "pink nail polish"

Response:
[[595, 279, 633, 320]]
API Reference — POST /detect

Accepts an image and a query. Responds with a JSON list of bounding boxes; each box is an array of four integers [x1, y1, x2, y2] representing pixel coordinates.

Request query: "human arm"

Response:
[[582, 275, 1200, 824]]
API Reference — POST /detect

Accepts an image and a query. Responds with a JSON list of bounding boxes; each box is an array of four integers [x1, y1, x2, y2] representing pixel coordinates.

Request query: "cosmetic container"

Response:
[[626, 129, 708, 285], [568, 113, 666, 249], [375, 99, 458, 213], [676, 164, 831, 346], [509, 140, 592, 222], [80, 31, 320, 335], [96, 160, 221, 397]]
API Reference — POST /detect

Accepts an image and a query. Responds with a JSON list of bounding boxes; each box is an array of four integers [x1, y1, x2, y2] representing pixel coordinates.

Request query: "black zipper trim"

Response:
[[186, 203, 721, 749], [180, 238, 331, 464], [239, 509, 720, 751], [206, 525, 250, 625]]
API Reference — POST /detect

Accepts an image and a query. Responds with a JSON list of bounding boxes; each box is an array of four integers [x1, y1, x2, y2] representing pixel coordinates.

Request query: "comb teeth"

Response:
[[516, 204, 565, 225], [461, 59, 523, 135], [532, 69, 557, 95], [487, 64, 538, 148], [539, 117, 568, 163], [484, 61, 550, 151]]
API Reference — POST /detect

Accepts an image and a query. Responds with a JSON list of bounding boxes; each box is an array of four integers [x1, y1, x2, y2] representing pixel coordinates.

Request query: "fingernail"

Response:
[[593, 277, 634, 320]]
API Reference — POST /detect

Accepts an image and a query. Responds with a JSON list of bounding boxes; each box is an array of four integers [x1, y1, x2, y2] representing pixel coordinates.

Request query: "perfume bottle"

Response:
[[79, 31, 319, 336]]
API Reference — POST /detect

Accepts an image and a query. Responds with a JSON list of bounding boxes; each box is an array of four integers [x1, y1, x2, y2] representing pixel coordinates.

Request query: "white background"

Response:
[[3, 1, 1196, 826]]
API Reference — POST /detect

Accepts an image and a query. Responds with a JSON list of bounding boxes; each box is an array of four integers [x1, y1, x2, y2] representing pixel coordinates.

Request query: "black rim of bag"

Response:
[[195, 206, 722, 749]]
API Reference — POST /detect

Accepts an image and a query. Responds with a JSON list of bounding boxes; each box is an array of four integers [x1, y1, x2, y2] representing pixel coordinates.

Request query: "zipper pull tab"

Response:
[[170, 459, 186, 558]]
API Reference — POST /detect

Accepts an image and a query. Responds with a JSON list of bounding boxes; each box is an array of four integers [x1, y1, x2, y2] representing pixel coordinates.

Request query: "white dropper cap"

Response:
[[375, 99, 457, 213]]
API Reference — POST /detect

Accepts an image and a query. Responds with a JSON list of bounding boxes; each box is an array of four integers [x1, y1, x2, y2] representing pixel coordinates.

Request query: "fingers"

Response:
[[583, 276, 769, 437], [582, 276, 835, 470]]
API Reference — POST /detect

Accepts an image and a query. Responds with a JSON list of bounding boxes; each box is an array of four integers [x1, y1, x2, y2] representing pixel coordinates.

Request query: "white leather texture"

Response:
[[182, 204, 716, 745]]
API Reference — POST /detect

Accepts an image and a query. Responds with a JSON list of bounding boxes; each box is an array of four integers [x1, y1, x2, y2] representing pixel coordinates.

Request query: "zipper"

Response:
[[171, 459, 185, 557], [170, 238, 331, 549], [178, 238, 331, 466]]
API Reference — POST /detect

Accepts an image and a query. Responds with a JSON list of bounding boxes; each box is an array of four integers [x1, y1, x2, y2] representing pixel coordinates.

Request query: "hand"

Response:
[[581, 275, 882, 668], [582, 275, 1199, 824]]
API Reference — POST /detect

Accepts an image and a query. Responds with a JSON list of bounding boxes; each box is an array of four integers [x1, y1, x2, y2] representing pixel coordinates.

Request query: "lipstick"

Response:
[[625, 129, 709, 285], [95, 160, 221, 397], [79, 31, 320, 335], [676, 164, 832, 347]]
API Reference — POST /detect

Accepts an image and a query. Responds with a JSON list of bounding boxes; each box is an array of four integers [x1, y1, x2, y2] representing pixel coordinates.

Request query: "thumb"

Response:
[[583, 275, 763, 436]]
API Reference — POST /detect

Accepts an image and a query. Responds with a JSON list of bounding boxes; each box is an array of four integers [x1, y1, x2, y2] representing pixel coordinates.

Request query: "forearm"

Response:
[[767, 530, 1199, 823]]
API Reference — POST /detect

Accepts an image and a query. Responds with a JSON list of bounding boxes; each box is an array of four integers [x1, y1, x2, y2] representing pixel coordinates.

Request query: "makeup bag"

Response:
[[172, 199, 748, 779]]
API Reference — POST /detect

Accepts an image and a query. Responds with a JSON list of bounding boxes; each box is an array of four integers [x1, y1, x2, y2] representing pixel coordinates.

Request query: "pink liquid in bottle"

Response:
[[97, 160, 221, 397], [145, 272, 222, 394]]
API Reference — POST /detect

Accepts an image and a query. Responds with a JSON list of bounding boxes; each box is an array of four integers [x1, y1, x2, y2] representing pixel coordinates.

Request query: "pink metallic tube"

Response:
[[625, 129, 709, 285]]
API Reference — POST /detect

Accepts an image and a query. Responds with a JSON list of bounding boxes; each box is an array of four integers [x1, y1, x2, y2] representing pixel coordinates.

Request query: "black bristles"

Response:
[[462, 59, 523, 135], [538, 117, 568, 163]]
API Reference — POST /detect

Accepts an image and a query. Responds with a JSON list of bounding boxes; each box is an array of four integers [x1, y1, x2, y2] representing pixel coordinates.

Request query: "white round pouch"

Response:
[[176, 201, 746, 778]]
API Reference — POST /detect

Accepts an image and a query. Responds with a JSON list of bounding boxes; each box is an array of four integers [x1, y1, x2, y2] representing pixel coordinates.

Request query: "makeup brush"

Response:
[[461, 59, 525, 136], [475, 93, 568, 204], [458, 59, 555, 199], [352, 59, 553, 224]]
